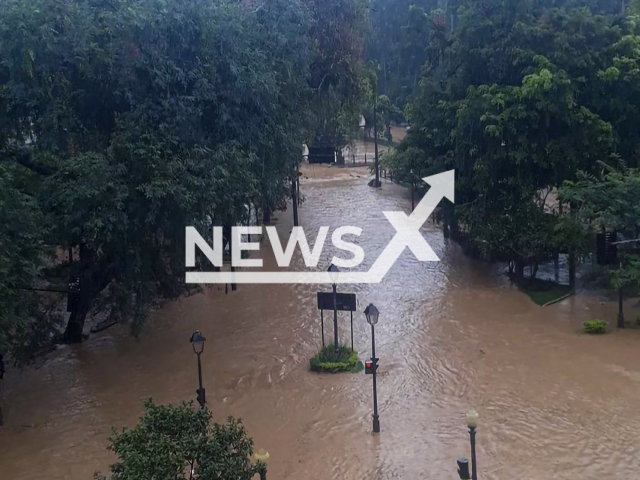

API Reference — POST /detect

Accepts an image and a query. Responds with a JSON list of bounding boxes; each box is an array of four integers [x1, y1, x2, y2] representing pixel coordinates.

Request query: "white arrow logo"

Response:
[[186, 170, 455, 284]]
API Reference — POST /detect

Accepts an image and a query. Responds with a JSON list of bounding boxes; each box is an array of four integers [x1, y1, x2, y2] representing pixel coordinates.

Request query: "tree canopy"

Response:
[[0, 0, 369, 354], [379, 0, 640, 282], [96, 399, 259, 480]]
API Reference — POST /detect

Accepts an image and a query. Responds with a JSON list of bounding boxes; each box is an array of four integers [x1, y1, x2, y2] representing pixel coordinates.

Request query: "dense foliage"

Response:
[[367, 0, 441, 109], [380, 0, 640, 284], [0, 0, 369, 354], [96, 399, 258, 480], [307, 0, 370, 154], [4, 0, 640, 358], [560, 166, 640, 291]]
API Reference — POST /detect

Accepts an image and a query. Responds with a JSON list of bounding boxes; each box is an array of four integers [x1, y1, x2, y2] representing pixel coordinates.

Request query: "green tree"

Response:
[[376, 94, 403, 142], [96, 399, 259, 480], [0, 0, 324, 346], [560, 166, 640, 292], [305, 0, 370, 155], [0, 161, 62, 361], [366, 0, 440, 108], [384, 0, 640, 281]]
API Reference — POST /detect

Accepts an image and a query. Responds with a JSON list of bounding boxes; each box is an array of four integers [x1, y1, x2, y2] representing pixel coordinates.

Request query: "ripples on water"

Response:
[[1, 166, 639, 479]]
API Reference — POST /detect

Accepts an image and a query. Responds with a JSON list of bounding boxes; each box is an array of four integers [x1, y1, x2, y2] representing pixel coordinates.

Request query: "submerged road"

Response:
[[1, 164, 639, 479]]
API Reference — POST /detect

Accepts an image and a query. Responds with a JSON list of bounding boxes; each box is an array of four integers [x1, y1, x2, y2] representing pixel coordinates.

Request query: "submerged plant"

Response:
[[583, 319, 608, 335]]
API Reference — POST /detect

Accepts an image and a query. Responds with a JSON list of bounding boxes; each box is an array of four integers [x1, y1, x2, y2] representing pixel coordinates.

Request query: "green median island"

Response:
[[519, 278, 573, 306], [583, 319, 608, 334], [310, 344, 363, 373]]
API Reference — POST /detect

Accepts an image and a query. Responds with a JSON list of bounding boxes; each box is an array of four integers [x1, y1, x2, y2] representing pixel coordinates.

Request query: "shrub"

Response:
[[583, 319, 607, 335], [310, 344, 358, 373]]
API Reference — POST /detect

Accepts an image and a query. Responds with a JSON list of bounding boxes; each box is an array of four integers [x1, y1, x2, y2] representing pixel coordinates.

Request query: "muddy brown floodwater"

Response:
[[2, 164, 640, 480]]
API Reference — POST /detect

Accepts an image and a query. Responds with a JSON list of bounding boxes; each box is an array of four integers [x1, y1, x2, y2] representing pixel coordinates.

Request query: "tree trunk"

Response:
[[449, 212, 459, 238], [515, 259, 525, 282], [63, 246, 114, 343], [531, 262, 539, 280], [63, 302, 89, 343], [263, 208, 271, 225], [63, 247, 93, 343], [569, 251, 576, 291], [63, 267, 93, 343]]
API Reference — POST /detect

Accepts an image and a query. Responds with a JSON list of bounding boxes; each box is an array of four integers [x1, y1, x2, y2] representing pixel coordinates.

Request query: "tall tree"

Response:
[[383, 0, 640, 278], [305, 0, 370, 154], [0, 0, 365, 348]]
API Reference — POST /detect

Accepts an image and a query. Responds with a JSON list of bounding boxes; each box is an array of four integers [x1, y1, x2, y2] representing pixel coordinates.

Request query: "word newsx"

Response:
[[185, 170, 455, 285]]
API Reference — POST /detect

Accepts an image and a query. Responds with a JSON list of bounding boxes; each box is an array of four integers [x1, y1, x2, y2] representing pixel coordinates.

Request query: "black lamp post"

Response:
[[618, 277, 625, 329], [328, 264, 340, 353], [364, 303, 380, 433], [457, 410, 479, 480], [373, 84, 381, 188], [410, 168, 415, 211], [190, 330, 206, 408]]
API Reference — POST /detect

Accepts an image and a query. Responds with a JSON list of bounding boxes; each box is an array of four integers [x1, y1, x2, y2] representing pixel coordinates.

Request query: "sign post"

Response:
[[317, 292, 357, 350], [350, 311, 353, 351]]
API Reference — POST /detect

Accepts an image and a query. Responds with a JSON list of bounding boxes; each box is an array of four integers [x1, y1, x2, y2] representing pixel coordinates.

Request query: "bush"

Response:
[[583, 319, 607, 335], [310, 344, 359, 373]]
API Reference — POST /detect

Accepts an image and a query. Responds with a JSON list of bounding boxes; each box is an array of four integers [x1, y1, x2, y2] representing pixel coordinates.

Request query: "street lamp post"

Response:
[[410, 168, 415, 211], [618, 274, 625, 329], [190, 331, 206, 408], [457, 410, 479, 480], [364, 303, 380, 433], [373, 88, 381, 188], [467, 410, 479, 480], [328, 264, 340, 353]]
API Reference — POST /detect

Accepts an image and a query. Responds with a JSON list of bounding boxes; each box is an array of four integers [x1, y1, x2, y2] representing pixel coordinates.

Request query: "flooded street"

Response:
[[1, 165, 640, 480]]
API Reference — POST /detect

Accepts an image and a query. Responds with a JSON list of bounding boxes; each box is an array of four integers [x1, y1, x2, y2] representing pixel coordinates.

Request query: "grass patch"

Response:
[[519, 278, 573, 306], [583, 319, 607, 334], [310, 344, 359, 373]]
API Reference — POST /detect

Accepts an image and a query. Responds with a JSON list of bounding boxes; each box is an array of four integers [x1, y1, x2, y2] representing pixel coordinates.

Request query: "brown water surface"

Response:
[[1, 165, 639, 480]]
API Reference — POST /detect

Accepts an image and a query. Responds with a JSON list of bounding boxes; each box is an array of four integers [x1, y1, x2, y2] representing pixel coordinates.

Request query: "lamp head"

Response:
[[327, 264, 340, 284], [190, 330, 206, 355], [465, 409, 479, 428], [364, 303, 380, 326]]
